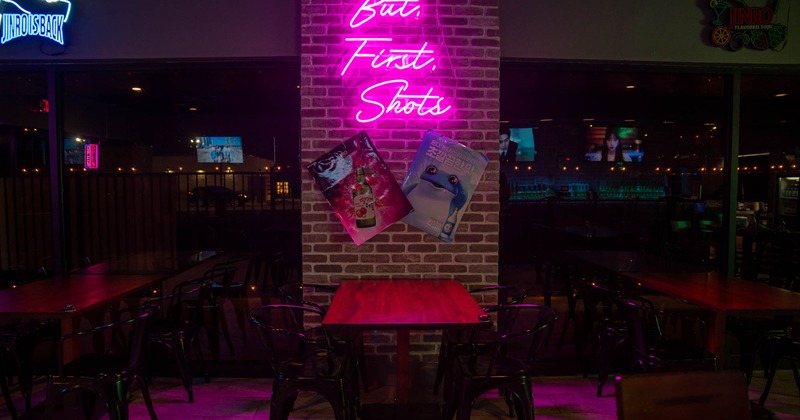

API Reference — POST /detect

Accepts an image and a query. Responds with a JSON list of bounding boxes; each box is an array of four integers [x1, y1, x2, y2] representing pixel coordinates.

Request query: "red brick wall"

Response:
[[300, 0, 500, 365]]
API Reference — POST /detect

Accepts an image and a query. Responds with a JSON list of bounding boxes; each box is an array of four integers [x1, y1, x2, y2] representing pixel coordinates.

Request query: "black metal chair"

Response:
[[433, 285, 528, 395], [576, 279, 636, 397], [442, 304, 558, 420], [757, 333, 800, 407], [203, 264, 239, 357], [210, 254, 260, 344], [0, 320, 59, 419], [616, 296, 717, 373], [277, 283, 369, 393], [43, 307, 157, 420], [145, 278, 214, 403], [248, 304, 358, 420]]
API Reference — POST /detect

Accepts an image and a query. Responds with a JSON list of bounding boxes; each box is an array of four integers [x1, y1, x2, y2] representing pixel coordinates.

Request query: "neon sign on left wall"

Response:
[[342, 0, 453, 124], [1, 0, 72, 45]]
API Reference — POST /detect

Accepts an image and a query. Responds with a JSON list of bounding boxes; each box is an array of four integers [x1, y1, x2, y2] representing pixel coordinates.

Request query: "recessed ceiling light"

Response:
[[189, 107, 198, 111], [625, 85, 636, 89], [775, 93, 788, 97], [131, 86, 143, 92]]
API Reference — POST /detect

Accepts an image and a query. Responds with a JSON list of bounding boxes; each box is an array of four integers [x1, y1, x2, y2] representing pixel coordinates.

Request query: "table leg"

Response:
[[61, 317, 80, 362], [710, 311, 727, 369], [396, 330, 409, 404]]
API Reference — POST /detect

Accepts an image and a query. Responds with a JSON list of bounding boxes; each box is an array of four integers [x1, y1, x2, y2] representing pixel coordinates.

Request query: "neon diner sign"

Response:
[[342, 0, 452, 124], [1, 0, 71, 45]]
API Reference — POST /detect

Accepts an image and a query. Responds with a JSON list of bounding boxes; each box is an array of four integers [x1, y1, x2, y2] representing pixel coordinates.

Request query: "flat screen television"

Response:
[[63, 137, 85, 165], [584, 126, 643, 163], [506, 127, 536, 162], [196, 136, 244, 163]]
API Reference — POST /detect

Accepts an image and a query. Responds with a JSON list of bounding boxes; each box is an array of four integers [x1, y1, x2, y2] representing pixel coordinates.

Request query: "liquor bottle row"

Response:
[[509, 182, 666, 201]]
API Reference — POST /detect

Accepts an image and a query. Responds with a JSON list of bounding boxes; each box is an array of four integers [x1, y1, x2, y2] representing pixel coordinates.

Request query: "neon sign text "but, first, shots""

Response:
[[342, 0, 452, 123], [1, 0, 71, 45]]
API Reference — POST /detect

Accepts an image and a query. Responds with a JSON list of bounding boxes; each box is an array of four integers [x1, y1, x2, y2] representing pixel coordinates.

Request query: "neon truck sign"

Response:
[[1, 0, 72, 45], [341, 0, 453, 124]]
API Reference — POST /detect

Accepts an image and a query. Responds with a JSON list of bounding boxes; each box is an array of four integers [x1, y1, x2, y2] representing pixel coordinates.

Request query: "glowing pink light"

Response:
[[350, 0, 421, 28], [84, 144, 98, 169], [341, 38, 436, 76], [356, 79, 452, 123]]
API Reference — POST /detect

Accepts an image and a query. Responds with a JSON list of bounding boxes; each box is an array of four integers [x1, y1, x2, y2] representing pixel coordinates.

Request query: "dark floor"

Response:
[[2, 369, 798, 419], [3, 265, 799, 419]]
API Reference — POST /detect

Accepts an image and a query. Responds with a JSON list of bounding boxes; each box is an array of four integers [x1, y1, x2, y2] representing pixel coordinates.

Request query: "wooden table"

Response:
[[564, 250, 800, 368], [564, 250, 700, 273], [624, 270, 800, 368], [0, 273, 165, 360], [322, 279, 487, 405], [555, 225, 618, 239]]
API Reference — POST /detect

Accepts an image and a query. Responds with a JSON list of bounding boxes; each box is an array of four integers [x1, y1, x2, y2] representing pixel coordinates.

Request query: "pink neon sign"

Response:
[[349, 0, 421, 29], [84, 143, 98, 169], [342, 0, 452, 124]]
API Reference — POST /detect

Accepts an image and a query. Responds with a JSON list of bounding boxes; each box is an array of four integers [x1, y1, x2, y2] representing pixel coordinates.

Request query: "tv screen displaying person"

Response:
[[587, 127, 637, 162], [499, 133, 518, 163]]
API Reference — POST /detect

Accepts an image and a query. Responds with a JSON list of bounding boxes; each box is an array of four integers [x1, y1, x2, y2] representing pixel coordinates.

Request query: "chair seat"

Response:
[[58, 354, 129, 378], [457, 354, 528, 378], [278, 353, 347, 380], [644, 340, 716, 367]]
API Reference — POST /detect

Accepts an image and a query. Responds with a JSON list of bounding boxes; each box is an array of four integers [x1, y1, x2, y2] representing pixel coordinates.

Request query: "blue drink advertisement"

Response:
[[401, 130, 488, 242]]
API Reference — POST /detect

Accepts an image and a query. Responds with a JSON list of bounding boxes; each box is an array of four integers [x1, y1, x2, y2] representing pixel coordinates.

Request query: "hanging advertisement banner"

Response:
[[401, 130, 488, 242], [307, 131, 413, 246], [708, 0, 787, 51]]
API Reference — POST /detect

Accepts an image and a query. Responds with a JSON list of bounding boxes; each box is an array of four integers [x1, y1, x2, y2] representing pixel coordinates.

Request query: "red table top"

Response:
[[0, 274, 164, 319], [626, 270, 800, 314], [322, 279, 487, 330]]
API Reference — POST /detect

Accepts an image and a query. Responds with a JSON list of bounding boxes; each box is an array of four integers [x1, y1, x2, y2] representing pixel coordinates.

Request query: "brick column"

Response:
[[300, 0, 500, 372]]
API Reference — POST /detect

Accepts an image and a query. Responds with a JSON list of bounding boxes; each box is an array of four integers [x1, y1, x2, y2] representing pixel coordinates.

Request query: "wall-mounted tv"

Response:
[[196, 136, 244, 163], [501, 127, 536, 162], [64, 137, 85, 165], [584, 126, 643, 163]]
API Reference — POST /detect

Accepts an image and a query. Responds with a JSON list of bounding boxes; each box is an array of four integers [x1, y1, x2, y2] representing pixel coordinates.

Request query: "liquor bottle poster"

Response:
[[401, 130, 489, 242], [307, 131, 413, 246]]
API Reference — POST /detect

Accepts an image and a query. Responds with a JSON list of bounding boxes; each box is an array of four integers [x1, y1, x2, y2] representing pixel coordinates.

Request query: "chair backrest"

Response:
[[56, 308, 154, 375], [615, 371, 751, 420], [277, 283, 339, 316], [616, 296, 712, 370], [147, 278, 213, 330], [468, 285, 527, 310], [479, 304, 557, 373], [204, 264, 238, 289], [247, 304, 330, 373], [615, 296, 662, 356]]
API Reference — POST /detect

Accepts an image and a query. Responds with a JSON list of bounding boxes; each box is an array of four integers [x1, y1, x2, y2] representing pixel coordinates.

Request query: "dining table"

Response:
[[0, 273, 166, 360], [322, 278, 488, 416], [564, 249, 800, 368]]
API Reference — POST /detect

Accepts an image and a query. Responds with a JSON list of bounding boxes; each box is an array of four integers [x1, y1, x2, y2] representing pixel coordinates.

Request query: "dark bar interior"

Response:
[[1, 1, 799, 419]]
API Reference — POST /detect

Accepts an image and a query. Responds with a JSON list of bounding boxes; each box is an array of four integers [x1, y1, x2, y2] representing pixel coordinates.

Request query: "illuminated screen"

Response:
[[63, 137, 85, 165], [584, 126, 643, 163], [196, 137, 244, 163], [507, 127, 536, 162]]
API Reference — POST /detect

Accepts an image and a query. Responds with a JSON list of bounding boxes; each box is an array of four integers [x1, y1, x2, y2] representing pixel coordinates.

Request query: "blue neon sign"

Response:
[[1, 0, 72, 45]]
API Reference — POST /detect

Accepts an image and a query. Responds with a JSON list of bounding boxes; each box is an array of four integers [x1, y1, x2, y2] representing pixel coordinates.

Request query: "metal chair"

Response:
[[433, 285, 528, 395], [758, 333, 800, 407], [442, 304, 558, 420], [0, 320, 59, 419], [43, 307, 157, 420], [616, 295, 717, 373], [145, 278, 214, 403], [277, 283, 369, 393], [249, 304, 358, 420]]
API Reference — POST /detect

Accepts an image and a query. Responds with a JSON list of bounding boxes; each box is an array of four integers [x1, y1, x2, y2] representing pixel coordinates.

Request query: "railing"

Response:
[[0, 171, 300, 279]]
